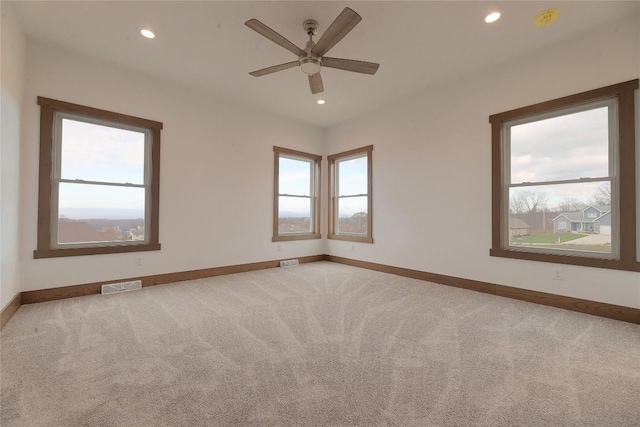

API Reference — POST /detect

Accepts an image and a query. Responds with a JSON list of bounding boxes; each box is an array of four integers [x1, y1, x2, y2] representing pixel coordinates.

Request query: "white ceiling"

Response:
[[11, 1, 639, 128]]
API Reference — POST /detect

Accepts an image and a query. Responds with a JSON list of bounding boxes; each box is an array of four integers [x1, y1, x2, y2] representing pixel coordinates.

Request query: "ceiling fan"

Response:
[[245, 7, 380, 95]]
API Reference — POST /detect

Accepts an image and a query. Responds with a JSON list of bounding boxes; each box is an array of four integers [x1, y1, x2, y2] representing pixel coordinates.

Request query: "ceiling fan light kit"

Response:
[[299, 57, 322, 75], [245, 7, 380, 94]]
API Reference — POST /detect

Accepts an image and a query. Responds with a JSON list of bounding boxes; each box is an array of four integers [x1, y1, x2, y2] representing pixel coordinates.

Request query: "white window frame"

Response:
[[328, 145, 373, 243], [489, 80, 639, 272], [34, 97, 162, 258], [272, 146, 321, 241], [502, 99, 618, 260], [51, 112, 152, 249]]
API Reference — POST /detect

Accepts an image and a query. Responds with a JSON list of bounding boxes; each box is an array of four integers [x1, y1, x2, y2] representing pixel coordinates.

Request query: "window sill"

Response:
[[34, 243, 161, 259], [490, 248, 640, 272], [328, 234, 373, 244], [272, 233, 321, 242]]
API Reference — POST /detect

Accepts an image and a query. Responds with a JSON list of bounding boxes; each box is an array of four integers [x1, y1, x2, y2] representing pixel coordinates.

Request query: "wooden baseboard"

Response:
[[326, 255, 640, 325], [21, 254, 326, 305], [11, 254, 640, 326], [1, 292, 22, 329]]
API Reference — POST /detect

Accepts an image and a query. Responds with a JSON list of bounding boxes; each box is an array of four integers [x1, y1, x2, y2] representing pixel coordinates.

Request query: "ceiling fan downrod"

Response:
[[300, 19, 321, 75]]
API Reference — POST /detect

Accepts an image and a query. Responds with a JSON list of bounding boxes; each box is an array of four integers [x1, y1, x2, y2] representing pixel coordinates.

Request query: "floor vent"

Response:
[[101, 280, 142, 295], [280, 259, 300, 267]]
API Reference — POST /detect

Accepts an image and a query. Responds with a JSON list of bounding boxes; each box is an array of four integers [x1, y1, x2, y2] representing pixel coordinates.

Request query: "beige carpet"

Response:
[[2, 261, 639, 426]]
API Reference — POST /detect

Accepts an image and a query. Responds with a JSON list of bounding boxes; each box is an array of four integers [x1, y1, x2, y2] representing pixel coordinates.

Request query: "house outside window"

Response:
[[273, 147, 321, 241], [489, 80, 639, 272], [328, 145, 373, 243], [35, 97, 162, 258]]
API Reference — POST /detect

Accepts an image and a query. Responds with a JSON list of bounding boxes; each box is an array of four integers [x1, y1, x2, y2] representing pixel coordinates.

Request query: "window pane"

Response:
[[337, 196, 367, 235], [278, 196, 312, 234], [57, 183, 145, 244], [508, 182, 612, 254], [338, 156, 367, 196], [60, 118, 145, 184], [279, 157, 311, 196], [510, 107, 609, 183]]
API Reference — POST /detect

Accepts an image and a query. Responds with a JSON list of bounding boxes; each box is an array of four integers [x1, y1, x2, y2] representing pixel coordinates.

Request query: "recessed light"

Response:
[[140, 28, 155, 39], [484, 12, 501, 24], [317, 99, 325, 105]]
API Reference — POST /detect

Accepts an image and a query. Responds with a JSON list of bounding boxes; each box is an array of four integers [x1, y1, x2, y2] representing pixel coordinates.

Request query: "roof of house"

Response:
[[510, 218, 532, 229], [584, 205, 611, 213], [553, 205, 612, 223], [552, 212, 590, 223], [58, 220, 120, 244]]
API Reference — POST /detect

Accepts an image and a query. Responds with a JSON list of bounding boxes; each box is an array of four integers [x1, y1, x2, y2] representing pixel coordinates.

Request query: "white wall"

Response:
[[19, 41, 324, 292], [325, 14, 640, 309], [1, 2, 26, 309]]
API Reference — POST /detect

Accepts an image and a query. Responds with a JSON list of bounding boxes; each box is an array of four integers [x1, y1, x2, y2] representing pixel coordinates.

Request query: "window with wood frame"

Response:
[[34, 97, 162, 258], [273, 146, 321, 241], [489, 80, 639, 272], [328, 145, 373, 243]]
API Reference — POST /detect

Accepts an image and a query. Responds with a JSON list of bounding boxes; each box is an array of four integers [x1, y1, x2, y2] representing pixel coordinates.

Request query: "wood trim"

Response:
[[327, 145, 373, 242], [491, 120, 502, 251], [13, 255, 639, 326], [618, 87, 637, 265], [489, 79, 640, 272], [272, 233, 321, 242], [36, 103, 54, 254], [21, 255, 326, 304], [489, 79, 639, 124], [326, 234, 374, 244], [37, 97, 163, 129], [367, 146, 373, 241], [34, 243, 162, 259], [273, 146, 279, 240], [327, 144, 373, 162], [34, 96, 163, 259], [149, 125, 162, 250], [326, 255, 640, 325], [273, 146, 322, 161], [272, 146, 322, 241], [328, 156, 336, 239], [1, 293, 22, 329], [490, 248, 640, 272]]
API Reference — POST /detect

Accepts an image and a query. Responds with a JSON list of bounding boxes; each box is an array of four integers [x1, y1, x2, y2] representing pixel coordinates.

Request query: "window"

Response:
[[328, 145, 373, 243], [273, 147, 321, 241], [490, 80, 639, 271], [35, 97, 162, 258]]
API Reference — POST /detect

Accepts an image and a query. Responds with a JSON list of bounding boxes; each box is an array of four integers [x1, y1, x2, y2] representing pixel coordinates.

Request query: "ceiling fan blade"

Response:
[[249, 61, 299, 77], [309, 73, 324, 94], [311, 7, 362, 57], [245, 19, 306, 57], [322, 57, 380, 75]]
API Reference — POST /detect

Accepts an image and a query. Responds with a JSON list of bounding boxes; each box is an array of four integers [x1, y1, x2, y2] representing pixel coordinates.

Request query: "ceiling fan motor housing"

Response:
[[303, 19, 318, 36]]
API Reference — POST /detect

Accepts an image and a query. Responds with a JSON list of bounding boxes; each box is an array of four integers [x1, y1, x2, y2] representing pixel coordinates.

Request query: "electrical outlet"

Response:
[[552, 268, 564, 280], [351, 244, 355, 252], [134, 256, 143, 267], [277, 244, 282, 252]]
